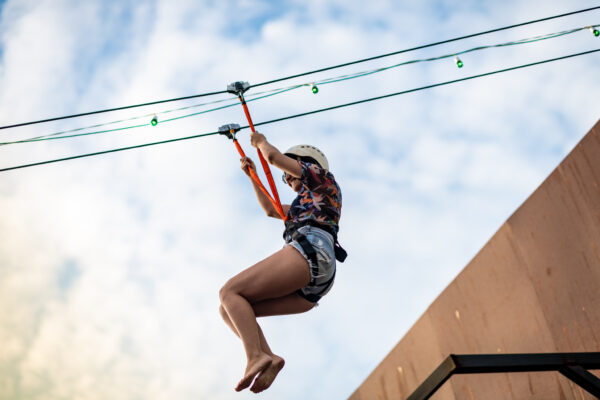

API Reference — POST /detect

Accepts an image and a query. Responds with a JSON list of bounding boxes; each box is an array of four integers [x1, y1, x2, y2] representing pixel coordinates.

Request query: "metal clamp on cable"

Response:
[[218, 123, 241, 140], [227, 81, 250, 96]]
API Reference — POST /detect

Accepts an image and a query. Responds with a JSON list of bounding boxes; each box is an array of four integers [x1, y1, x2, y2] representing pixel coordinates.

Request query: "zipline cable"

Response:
[[249, 6, 600, 88], [252, 49, 600, 127], [0, 131, 219, 172], [0, 48, 598, 173], [3, 23, 598, 146], [1, 6, 598, 132], [1, 85, 301, 145], [0, 90, 229, 131], [312, 24, 599, 87]]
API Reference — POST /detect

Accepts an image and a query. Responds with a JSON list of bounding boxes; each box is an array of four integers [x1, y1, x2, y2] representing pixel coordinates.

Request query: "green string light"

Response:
[[3, 24, 596, 147], [454, 56, 464, 68]]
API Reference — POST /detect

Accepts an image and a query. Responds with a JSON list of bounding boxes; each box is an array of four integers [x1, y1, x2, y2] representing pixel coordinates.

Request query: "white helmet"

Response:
[[284, 144, 329, 171]]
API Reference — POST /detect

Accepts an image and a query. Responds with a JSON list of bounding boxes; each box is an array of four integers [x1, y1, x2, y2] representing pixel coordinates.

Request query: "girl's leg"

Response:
[[219, 305, 281, 357], [219, 293, 316, 392], [219, 245, 312, 391]]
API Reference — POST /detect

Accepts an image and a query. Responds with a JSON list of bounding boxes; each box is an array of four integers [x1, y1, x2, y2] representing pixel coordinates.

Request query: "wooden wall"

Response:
[[349, 119, 600, 400]]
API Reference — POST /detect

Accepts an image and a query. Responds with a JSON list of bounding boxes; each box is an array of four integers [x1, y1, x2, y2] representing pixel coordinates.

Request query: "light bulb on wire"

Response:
[[150, 115, 158, 126], [590, 26, 600, 37], [454, 56, 464, 68], [310, 83, 319, 94]]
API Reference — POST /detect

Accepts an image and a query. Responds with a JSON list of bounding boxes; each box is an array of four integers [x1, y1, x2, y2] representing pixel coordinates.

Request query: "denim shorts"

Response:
[[285, 225, 336, 303]]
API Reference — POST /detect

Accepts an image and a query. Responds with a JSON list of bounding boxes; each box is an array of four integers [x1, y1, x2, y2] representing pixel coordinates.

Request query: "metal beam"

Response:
[[406, 356, 456, 400], [406, 352, 600, 400], [452, 352, 600, 374], [559, 365, 600, 398]]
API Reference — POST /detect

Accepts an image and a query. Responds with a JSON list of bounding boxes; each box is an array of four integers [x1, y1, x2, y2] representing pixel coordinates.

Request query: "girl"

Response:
[[218, 130, 344, 393]]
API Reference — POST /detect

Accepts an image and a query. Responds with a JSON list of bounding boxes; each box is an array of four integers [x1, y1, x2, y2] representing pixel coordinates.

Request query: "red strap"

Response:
[[236, 99, 287, 221], [240, 101, 284, 207], [232, 139, 281, 214]]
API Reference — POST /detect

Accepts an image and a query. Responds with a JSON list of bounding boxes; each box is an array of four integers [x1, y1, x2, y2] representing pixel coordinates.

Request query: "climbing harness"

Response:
[[288, 227, 336, 303], [219, 81, 287, 221], [284, 219, 347, 263]]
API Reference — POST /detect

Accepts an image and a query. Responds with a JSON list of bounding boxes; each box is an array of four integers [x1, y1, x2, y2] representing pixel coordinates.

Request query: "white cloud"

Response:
[[1, 0, 599, 399]]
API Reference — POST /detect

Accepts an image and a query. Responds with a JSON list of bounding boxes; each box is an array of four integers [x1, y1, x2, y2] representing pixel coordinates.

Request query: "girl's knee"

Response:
[[219, 279, 239, 303], [219, 284, 229, 303]]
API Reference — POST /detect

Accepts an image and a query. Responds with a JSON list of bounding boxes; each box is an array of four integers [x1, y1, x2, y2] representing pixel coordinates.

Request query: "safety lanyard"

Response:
[[219, 81, 287, 221]]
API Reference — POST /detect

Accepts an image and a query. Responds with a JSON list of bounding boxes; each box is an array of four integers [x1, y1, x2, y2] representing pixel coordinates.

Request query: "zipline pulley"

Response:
[[218, 123, 241, 140], [227, 81, 250, 96]]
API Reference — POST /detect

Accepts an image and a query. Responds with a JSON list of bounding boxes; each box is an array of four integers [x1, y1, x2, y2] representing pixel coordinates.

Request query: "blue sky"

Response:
[[0, 1, 599, 399]]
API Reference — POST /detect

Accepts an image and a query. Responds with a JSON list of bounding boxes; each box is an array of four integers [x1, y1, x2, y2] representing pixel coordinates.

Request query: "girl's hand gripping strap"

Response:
[[218, 123, 287, 221]]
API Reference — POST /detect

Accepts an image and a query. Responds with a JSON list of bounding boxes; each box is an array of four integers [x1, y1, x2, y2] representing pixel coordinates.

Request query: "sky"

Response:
[[0, 1, 599, 399]]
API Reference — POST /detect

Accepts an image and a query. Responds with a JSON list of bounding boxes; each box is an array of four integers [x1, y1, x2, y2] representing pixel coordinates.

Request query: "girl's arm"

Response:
[[241, 157, 289, 219], [250, 131, 303, 178]]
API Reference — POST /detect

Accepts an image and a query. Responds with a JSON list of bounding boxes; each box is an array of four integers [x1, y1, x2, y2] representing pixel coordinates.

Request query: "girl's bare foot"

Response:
[[250, 355, 285, 393], [235, 354, 272, 392]]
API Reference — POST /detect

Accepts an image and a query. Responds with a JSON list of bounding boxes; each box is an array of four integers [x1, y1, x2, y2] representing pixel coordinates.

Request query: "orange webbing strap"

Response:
[[239, 99, 282, 205], [232, 138, 282, 214], [221, 123, 287, 221], [237, 97, 287, 221]]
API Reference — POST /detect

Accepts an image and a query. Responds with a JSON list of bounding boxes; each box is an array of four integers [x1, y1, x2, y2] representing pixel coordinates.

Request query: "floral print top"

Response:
[[286, 161, 342, 235]]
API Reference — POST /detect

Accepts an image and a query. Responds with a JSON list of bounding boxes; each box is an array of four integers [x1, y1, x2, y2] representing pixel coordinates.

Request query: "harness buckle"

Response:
[[218, 123, 241, 140]]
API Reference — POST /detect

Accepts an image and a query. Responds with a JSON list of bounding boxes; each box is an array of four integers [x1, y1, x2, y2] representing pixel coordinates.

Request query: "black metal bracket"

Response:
[[407, 352, 600, 400], [218, 123, 241, 140]]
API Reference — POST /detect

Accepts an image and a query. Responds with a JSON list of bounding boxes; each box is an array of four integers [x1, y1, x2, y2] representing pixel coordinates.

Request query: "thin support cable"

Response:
[[312, 24, 598, 87], [249, 6, 600, 88], [253, 49, 600, 127], [1, 48, 597, 173], [0, 90, 229, 131], [1, 83, 305, 143], [1, 86, 301, 145], [0, 6, 598, 131], [0, 131, 220, 172], [4, 23, 597, 146]]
